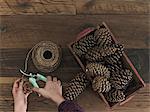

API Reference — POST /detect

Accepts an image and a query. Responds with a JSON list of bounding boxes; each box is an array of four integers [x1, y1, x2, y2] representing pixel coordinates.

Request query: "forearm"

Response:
[[15, 110, 26, 112], [14, 108, 26, 112], [58, 100, 84, 112], [14, 104, 26, 112]]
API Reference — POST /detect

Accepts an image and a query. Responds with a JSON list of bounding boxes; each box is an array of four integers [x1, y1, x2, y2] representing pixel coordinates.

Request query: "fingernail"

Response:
[[38, 94, 41, 97]]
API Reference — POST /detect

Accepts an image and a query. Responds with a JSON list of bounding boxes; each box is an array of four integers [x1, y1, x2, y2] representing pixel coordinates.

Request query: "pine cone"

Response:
[[105, 44, 124, 64], [106, 61, 122, 73], [92, 76, 111, 93], [72, 42, 87, 57], [72, 34, 96, 57], [106, 59, 124, 72], [85, 44, 123, 62], [86, 63, 110, 78], [105, 89, 125, 102], [100, 45, 118, 57], [110, 69, 133, 90], [115, 59, 124, 68], [85, 46, 103, 62], [22, 78, 33, 94], [94, 27, 112, 47], [64, 72, 90, 100]]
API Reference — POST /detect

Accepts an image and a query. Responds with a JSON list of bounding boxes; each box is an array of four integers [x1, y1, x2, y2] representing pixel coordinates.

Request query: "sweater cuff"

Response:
[[58, 100, 71, 111], [58, 100, 84, 112]]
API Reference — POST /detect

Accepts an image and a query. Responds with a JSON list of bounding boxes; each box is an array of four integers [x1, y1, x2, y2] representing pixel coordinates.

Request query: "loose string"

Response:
[[23, 43, 40, 73], [20, 43, 41, 92]]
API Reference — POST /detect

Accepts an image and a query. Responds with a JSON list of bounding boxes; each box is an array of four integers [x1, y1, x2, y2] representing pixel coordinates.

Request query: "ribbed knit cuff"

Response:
[[58, 100, 84, 112]]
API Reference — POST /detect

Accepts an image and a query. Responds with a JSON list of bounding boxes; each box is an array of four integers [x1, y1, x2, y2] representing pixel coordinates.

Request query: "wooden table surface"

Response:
[[0, 0, 149, 112]]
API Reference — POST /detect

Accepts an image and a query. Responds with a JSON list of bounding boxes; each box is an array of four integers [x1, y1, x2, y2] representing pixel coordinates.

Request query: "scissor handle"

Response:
[[29, 77, 39, 88], [37, 74, 47, 82]]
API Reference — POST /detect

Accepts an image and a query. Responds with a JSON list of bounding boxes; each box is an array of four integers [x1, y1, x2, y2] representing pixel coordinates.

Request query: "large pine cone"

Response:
[[85, 46, 103, 62], [64, 72, 90, 100], [106, 61, 123, 73], [72, 34, 96, 57], [94, 27, 112, 47], [85, 44, 122, 61], [110, 69, 133, 90], [104, 44, 124, 64], [100, 44, 118, 57], [92, 76, 111, 93], [22, 78, 33, 94], [86, 63, 110, 78], [105, 89, 125, 102]]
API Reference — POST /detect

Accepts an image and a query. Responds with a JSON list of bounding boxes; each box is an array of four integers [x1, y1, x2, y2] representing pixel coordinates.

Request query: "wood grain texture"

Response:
[[75, 0, 149, 15], [0, 48, 149, 82], [0, 48, 82, 82], [0, 0, 76, 15], [0, 0, 149, 15], [0, 15, 149, 49], [0, 83, 149, 112], [0, 0, 149, 111]]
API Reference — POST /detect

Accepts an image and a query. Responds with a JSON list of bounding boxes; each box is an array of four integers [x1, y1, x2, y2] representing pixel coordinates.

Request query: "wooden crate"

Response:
[[68, 22, 146, 108]]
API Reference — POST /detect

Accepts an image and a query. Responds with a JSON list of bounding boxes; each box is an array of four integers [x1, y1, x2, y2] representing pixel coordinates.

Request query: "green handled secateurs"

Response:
[[20, 69, 47, 88]]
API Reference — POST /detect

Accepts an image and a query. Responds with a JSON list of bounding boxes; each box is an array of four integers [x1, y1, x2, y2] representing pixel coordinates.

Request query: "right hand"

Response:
[[32, 76, 65, 106]]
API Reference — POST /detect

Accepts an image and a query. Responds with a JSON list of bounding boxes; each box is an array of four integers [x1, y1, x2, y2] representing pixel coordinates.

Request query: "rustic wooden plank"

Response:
[[0, 83, 149, 112], [0, 0, 14, 15], [75, 0, 149, 15], [0, 77, 18, 84], [0, 15, 149, 49], [0, 0, 149, 15], [0, 0, 76, 15]]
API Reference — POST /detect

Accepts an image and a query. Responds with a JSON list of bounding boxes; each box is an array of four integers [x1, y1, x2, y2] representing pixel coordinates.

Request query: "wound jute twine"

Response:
[[23, 41, 62, 73]]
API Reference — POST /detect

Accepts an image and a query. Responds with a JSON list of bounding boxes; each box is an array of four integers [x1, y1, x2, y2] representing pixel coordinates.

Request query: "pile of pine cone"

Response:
[[71, 25, 133, 103]]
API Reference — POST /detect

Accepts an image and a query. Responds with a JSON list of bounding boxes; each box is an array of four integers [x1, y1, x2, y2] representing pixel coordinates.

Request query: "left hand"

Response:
[[12, 78, 31, 112]]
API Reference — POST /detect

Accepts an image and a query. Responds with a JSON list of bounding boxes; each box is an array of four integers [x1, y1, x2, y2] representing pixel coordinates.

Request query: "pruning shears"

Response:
[[20, 69, 47, 88]]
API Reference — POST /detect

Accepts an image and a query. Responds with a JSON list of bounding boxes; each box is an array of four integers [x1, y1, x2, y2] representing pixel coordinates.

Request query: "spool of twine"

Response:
[[24, 41, 62, 73], [32, 41, 62, 72]]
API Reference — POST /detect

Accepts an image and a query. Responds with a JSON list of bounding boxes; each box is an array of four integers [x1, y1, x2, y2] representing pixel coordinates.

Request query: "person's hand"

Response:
[[12, 78, 31, 112], [33, 76, 65, 106]]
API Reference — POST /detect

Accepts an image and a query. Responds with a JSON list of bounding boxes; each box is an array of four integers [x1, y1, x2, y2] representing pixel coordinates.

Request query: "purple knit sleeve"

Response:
[[58, 100, 84, 112]]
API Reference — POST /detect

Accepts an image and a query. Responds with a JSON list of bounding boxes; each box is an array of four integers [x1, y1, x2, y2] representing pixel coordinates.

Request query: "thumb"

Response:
[[33, 88, 44, 95], [25, 91, 32, 99], [33, 88, 50, 98]]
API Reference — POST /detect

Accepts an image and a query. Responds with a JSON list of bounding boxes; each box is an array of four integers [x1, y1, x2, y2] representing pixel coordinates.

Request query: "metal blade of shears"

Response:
[[20, 69, 32, 77]]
